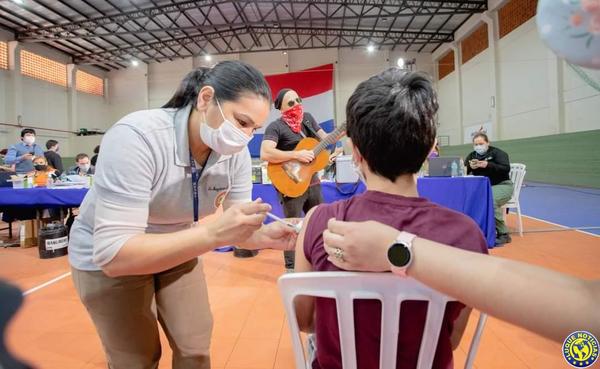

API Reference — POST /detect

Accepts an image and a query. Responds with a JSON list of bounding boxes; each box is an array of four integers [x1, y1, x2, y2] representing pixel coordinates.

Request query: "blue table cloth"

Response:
[[0, 187, 88, 207], [252, 177, 496, 247], [0, 177, 496, 247]]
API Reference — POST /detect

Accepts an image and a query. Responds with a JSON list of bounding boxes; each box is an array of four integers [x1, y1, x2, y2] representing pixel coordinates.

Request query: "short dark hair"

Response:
[[0, 149, 7, 156], [46, 139, 59, 150], [162, 61, 272, 109], [21, 128, 36, 137], [93, 145, 100, 154], [472, 133, 489, 143], [346, 69, 438, 181], [75, 153, 89, 162]]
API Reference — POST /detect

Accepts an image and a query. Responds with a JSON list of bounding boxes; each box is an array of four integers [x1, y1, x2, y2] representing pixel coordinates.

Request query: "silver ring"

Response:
[[333, 247, 344, 262]]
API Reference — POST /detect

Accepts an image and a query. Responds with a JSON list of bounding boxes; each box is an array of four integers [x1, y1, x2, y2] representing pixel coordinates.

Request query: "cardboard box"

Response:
[[20, 220, 39, 248]]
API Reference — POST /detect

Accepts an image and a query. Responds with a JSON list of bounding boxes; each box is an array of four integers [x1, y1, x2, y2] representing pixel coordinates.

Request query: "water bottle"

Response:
[[450, 161, 458, 177]]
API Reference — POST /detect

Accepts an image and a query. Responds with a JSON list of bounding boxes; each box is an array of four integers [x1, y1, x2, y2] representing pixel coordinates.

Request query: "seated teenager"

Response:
[[293, 69, 489, 369]]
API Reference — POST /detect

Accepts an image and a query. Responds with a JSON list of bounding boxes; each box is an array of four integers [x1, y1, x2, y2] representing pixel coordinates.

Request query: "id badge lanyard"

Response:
[[190, 152, 205, 224]]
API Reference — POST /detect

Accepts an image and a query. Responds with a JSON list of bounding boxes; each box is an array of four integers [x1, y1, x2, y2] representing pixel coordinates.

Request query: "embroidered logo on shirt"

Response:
[[214, 191, 228, 208], [208, 185, 228, 192]]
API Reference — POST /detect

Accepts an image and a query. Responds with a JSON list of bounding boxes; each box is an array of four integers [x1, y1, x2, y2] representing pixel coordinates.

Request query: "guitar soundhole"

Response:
[[282, 161, 303, 183]]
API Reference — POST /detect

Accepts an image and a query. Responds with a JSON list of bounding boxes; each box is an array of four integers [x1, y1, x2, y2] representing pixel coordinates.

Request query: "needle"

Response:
[[266, 212, 302, 233]]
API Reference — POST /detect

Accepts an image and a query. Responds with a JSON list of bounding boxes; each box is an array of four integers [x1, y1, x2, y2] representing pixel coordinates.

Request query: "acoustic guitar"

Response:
[[267, 123, 346, 198]]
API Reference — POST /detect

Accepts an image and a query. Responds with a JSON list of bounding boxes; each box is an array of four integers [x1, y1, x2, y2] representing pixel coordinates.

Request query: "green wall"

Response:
[[441, 129, 600, 189]]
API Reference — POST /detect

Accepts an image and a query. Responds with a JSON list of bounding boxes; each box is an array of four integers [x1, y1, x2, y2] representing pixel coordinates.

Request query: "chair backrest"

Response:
[[508, 163, 527, 203], [278, 272, 487, 369]]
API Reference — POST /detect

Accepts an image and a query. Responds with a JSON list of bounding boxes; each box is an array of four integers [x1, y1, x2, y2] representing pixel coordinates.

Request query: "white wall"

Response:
[[437, 71, 461, 144], [21, 77, 69, 131], [461, 50, 492, 131], [564, 64, 600, 133], [148, 58, 193, 109], [434, 12, 600, 145], [107, 64, 148, 124], [241, 51, 288, 75], [0, 69, 9, 150], [77, 92, 110, 131], [139, 48, 434, 129], [497, 20, 555, 139], [0, 39, 110, 157]]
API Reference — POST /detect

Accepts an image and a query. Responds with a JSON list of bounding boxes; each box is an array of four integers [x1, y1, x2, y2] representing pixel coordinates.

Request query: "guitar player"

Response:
[[260, 88, 342, 272]]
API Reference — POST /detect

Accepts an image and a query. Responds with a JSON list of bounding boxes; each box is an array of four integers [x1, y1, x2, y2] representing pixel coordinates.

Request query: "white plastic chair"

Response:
[[278, 272, 488, 369], [502, 163, 527, 236]]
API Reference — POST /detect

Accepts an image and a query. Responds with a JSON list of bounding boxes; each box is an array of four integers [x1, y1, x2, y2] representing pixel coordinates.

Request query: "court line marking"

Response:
[[22, 271, 71, 296], [519, 214, 600, 238]]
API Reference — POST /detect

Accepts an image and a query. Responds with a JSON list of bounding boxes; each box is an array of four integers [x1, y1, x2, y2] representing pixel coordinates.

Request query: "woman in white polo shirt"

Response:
[[68, 61, 296, 369]]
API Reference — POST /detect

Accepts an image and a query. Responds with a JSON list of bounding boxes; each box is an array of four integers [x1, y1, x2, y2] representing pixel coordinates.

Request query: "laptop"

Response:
[[428, 157, 463, 177]]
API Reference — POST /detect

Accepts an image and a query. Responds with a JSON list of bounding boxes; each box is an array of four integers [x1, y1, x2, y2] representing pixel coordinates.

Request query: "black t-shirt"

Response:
[[464, 146, 511, 186], [44, 150, 64, 176], [263, 112, 321, 151]]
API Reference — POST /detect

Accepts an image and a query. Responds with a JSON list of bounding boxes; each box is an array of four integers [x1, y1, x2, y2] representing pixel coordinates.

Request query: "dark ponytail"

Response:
[[162, 61, 272, 109]]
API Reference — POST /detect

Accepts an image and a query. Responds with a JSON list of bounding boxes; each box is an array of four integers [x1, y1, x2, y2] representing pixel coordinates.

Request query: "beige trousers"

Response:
[[72, 258, 212, 369]]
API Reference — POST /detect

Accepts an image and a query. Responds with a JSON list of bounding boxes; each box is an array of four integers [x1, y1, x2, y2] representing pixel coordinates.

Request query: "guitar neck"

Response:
[[312, 123, 346, 155]]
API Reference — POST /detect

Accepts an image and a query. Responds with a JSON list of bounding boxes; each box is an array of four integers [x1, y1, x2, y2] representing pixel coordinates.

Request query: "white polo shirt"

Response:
[[68, 105, 252, 271]]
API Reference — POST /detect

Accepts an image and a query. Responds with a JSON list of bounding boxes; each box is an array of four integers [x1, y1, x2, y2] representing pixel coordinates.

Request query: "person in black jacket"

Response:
[[91, 145, 99, 167], [465, 133, 513, 245], [44, 139, 64, 176]]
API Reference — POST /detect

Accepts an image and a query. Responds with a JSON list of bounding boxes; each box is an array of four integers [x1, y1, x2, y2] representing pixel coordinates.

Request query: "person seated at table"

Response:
[[0, 149, 14, 172], [464, 133, 513, 246], [293, 69, 489, 369], [44, 139, 64, 177], [91, 145, 99, 167], [4, 129, 44, 174], [30, 156, 57, 187], [66, 153, 95, 176]]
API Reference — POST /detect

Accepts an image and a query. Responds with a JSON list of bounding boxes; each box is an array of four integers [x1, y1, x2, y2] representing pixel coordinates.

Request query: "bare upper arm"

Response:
[[260, 139, 277, 151], [293, 206, 319, 332]]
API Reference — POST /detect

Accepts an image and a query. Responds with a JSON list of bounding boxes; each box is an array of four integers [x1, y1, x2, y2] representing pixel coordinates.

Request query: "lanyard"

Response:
[[189, 151, 205, 223]]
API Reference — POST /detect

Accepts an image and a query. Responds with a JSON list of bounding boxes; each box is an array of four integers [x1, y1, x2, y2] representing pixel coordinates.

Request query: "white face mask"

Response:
[[199, 99, 252, 155], [351, 156, 367, 184], [23, 136, 35, 145], [79, 163, 91, 173], [474, 144, 488, 155]]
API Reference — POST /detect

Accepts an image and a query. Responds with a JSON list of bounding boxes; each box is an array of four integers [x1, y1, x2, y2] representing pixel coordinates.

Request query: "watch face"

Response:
[[388, 243, 411, 267]]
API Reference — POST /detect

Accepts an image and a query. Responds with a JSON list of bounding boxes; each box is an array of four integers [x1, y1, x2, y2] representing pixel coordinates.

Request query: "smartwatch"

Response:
[[387, 231, 417, 277]]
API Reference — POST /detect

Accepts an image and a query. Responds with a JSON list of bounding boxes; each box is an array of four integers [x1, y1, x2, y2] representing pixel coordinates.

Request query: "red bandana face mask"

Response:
[[281, 104, 304, 133]]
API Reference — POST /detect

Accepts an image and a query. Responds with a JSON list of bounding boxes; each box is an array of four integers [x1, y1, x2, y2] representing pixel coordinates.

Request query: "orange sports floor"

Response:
[[1, 215, 599, 369]]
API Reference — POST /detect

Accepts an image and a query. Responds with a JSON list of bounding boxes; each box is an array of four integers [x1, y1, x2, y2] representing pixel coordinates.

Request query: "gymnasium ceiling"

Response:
[[0, 0, 487, 70]]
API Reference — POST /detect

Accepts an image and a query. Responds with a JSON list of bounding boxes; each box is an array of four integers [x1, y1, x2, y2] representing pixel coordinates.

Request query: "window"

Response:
[[499, 0, 538, 39], [76, 70, 104, 96], [438, 50, 455, 80], [20, 50, 67, 87], [0, 42, 8, 70], [461, 23, 489, 64]]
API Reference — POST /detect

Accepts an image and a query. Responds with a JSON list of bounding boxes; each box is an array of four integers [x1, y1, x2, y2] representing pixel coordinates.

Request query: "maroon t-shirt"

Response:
[[303, 190, 489, 369]]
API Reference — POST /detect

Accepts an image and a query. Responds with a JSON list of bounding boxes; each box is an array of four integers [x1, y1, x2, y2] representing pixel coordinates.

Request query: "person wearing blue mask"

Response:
[[465, 133, 513, 245], [4, 128, 45, 174], [68, 62, 298, 369]]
